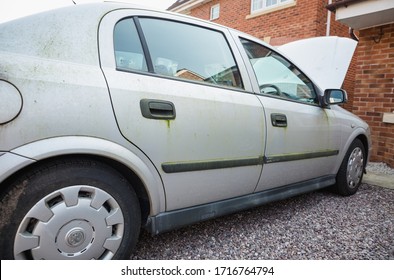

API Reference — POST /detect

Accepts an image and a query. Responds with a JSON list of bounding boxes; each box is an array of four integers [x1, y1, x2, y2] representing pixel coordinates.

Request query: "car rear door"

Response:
[[99, 10, 266, 211]]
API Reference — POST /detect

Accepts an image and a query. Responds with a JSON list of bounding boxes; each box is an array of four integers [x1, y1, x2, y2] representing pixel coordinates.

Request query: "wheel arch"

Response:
[[1, 136, 165, 222], [334, 128, 372, 174], [356, 133, 370, 168]]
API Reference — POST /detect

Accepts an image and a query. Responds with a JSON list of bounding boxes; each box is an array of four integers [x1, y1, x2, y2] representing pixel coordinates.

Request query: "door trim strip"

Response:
[[162, 156, 264, 173], [264, 150, 339, 164], [161, 150, 339, 173]]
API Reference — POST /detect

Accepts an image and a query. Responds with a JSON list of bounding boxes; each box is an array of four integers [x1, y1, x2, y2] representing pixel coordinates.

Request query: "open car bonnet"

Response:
[[277, 36, 357, 92]]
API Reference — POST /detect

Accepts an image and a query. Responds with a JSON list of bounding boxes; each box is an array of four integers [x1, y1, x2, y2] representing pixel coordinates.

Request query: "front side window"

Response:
[[139, 18, 243, 89], [241, 38, 317, 104], [251, 0, 294, 13]]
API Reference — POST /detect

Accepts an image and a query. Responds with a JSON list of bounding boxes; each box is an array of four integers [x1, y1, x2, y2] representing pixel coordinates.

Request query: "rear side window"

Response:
[[114, 18, 148, 72], [114, 17, 243, 89]]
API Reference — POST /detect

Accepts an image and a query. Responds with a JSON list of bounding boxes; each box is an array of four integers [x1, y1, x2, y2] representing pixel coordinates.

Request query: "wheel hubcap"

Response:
[[14, 186, 124, 260], [347, 147, 364, 189], [56, 220, 94, 256], [66, 227, 86, 247]]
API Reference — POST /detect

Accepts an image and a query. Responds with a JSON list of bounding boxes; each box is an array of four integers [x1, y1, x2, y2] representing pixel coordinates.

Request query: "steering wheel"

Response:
[[259, 84, 282, 96]]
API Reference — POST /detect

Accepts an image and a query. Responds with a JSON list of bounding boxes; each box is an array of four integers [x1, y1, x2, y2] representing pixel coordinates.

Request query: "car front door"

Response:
[[238, 37, 342, 191], [99, 11, 266, 211]]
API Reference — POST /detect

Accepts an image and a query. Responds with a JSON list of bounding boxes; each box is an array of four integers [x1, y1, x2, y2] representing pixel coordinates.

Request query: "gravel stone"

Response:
[[367, 162, 394, 175], [130, 184, 394, 260]]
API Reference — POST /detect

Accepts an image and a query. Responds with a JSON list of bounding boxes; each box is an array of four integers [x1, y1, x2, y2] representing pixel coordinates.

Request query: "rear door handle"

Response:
[[271, 113, 287, 127], [140, 99, 176, 120]]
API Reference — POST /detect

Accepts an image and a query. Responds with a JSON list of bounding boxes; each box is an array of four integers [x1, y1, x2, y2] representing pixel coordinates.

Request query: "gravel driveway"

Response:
[[130, 183, 394, 260]]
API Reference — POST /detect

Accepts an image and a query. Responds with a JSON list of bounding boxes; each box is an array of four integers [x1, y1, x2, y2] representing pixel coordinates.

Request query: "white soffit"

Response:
[[335, 0, 394, 29]]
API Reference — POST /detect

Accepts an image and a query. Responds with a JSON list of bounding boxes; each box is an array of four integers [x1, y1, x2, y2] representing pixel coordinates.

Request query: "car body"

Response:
[[0, 3, 371, 260]]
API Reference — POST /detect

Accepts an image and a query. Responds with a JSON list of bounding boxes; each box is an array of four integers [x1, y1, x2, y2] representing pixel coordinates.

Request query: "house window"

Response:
[[251, 0, 293, 13], [210, 4, 220, 20]]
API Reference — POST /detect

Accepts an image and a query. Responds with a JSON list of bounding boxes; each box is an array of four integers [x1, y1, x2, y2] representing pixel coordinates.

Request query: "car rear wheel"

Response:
[[334, 139, 366, 196], [0, 158, 141, 260]]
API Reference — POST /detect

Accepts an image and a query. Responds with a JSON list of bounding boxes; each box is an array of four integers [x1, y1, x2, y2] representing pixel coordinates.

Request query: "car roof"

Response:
[[0, 2, 151, 66]]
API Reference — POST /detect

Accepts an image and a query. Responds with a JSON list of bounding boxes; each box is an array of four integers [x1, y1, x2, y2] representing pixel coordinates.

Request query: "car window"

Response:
[[241, 38, 318, 104], [114, 17, 243, 89], [114, 18, 148, 72]]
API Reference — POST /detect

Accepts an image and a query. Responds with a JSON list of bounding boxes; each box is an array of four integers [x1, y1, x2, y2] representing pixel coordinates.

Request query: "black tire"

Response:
[[334, 138, 366, 196], [0, 158, 141, 260]]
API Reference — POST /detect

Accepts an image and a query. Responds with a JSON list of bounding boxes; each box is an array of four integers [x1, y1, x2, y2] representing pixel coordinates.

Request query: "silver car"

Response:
[[0, 3, 371, 260]]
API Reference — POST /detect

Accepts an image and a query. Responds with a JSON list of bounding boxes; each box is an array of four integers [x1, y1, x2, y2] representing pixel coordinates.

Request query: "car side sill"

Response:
[[146, 175, 336, 235]]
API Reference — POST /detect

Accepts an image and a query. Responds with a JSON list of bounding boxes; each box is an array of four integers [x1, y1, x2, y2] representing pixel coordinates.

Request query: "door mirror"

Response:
[[322, 89, 347, 107]]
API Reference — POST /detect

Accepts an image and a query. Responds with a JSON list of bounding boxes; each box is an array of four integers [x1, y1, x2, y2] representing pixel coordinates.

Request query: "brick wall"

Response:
[[323, 4, 357, 112], [189, 0, 350, 43], [353, 24, 394, 167]]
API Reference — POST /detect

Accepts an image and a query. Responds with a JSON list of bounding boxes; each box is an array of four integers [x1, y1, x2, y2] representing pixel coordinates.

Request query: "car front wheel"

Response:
[[334, 139, 366, 196], [0, 158, 141, 260]]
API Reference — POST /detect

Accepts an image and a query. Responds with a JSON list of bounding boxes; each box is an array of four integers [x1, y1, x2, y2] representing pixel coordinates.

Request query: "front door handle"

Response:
[[271, 113, 287, 127], [140, 99, 176, 120]]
